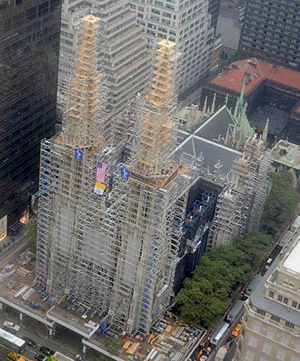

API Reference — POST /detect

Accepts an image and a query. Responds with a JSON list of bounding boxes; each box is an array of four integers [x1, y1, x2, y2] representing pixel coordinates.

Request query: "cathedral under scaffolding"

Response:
[[36, 14, 272, 339]]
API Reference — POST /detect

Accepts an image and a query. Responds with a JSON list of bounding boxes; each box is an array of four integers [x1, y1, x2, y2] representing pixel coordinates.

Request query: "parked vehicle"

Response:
[[0, 328, 26, 353], [23, 336, 37, 348], [39, 346, 54, 356], [210, 322, 230, 347], [265, 257, 273, 269], [7, 352, 25, 361], [226, 299, 244, 323], [245, 275, 262, 295], [232, 323, 242, 337], [35, 353, 46, 361], [3, 321, 21, 333], [215, 346, 227, 361]]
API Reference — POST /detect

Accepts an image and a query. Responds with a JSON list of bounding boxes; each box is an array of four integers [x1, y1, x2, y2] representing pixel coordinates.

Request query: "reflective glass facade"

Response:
[[0, 0, 61, 228]]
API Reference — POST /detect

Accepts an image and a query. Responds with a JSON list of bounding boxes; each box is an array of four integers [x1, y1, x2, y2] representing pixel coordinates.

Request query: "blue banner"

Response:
[[121, 167, 131, 180], [75, 149, 83, 162]]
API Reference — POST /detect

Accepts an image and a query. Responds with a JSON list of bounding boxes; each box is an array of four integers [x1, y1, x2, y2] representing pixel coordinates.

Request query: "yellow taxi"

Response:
[[232, 323, 242, 337]]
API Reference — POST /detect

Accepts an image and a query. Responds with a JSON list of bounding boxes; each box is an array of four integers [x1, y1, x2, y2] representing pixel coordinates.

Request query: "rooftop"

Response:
[[210, 58, 300, 95], [249, 106, 288, 135], [250, 227, 300, 327], [175, 106, 242, 177], [283, 237, 300, 274], [271, 140, 300, 170], [250, 260, 300, 327], [194, 105, 236, 142]]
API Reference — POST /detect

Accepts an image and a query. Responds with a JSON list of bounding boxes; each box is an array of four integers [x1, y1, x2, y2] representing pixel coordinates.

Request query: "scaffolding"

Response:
[[36, 15, 121, 314], [37, 35, 202, 337], [243, 137, 272, 231], [108, 40, 201, 336], [208, 135, 271, 248]]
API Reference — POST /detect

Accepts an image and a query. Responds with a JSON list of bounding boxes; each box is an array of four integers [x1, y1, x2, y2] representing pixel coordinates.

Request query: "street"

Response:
[[0, 311, 100, 361], [0, 235, 29, 268]]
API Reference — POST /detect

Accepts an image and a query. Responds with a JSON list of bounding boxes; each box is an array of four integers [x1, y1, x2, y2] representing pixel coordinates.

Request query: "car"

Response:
[[7, 352, 25, 361], [265, 258, 273, 269], [23, 336, 37, 348], [232, 323, 242, 337], [3, 321, 21, 332], [34, 353, 46, 361], [39, 347, 54, 356]]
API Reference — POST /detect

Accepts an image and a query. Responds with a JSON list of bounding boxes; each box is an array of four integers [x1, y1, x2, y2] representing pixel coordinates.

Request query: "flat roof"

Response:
[[250, 260, 300, 326], [271, 140, 300, 170], [283, 239, 300, 274]]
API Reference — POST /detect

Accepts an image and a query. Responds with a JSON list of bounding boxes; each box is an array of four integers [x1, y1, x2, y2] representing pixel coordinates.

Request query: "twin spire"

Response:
[[133, 40, 180, 181], [62, 15, 104, 149], [147, 40, 177, 108], [60, 15, 179, 180]]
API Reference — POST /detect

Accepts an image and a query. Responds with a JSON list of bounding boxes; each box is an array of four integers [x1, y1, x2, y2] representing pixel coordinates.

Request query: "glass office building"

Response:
[[0, 0, 61, 231]]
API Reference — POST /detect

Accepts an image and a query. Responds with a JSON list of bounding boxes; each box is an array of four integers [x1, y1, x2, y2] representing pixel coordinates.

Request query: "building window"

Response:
[[271, 314, 280, 322], [283, 297, 289, 304], [292, 301, 297, 308], [281, 334, 290, 346], [248, 335, 258, 348], [269, 291, 274, 298], [252, 320, 262, 332], [245, 350, 255, 361], [285, 321, 294, 329], [262, 341, 272, 354], [256, 308, 266, 316], [259, 357, 268, 361], [278, 295, 283, 302], [266, 327, 276, 339], [276, 349, 286, 361]]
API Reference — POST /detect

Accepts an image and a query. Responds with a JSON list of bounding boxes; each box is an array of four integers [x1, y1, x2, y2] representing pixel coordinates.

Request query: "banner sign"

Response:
[[94, 181, 106, 195], [96, 162, 107, 183], [121, 167, 131, 180], [75, 149, 83, 162]]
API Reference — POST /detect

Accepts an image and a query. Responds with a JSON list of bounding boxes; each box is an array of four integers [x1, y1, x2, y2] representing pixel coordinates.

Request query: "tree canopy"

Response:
[[261, 171, 300, 235], [177, 171, 299, 328]]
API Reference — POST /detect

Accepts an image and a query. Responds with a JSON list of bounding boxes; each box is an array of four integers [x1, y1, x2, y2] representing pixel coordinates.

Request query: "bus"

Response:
[[0, 328, 26, 353], [210, 321, 230, 347]]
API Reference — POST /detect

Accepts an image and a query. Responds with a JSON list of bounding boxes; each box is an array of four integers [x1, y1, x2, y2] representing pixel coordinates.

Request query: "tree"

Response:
[[177, 278, 229, 328], [176, 171, 300, 329], [261, 171, 300, 235]]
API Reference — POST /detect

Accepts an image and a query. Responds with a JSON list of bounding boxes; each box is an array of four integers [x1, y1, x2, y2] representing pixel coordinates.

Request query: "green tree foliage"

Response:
[[46, 357, 59, 361], [177, 232, 272, 328], [177, 277, 229, 328], [261, 171, 300, 235], [177, 171, 299, 328]]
